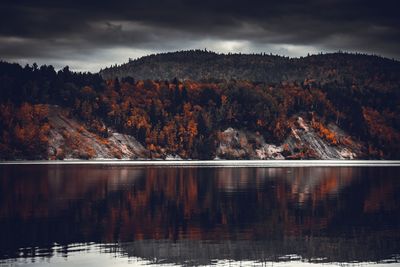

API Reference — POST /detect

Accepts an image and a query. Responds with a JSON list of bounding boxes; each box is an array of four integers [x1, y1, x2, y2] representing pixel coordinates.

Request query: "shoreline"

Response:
[[1, 160, 400, 167]]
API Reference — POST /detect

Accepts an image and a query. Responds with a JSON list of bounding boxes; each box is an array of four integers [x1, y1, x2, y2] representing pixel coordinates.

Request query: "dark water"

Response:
[[0, 165, 399, 266]]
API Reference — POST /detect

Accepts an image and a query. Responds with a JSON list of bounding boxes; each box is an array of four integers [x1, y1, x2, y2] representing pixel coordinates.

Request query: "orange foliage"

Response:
[[362, 107, 400, 158], [311, 118, 338, 145], [0, 103, 50, 158]]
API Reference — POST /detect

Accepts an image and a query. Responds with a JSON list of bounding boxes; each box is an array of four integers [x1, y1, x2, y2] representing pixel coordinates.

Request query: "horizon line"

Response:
[[1, 49, 398, 75], [1, 160, 400, 167]]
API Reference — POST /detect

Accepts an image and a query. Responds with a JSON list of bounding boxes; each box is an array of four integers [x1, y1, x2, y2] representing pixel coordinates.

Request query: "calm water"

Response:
[[0, 164, 399, 266]]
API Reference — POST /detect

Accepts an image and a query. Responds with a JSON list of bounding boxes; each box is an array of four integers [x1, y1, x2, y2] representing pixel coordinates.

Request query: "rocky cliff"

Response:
[[215, 116, 363, 160], [46, 107, 363, 160], [47, 106, 148, 160]]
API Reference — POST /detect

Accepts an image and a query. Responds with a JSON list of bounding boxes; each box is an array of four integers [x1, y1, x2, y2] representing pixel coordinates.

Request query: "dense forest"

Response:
[[0, 51, 400, 159], [101, 50, 400, 84]]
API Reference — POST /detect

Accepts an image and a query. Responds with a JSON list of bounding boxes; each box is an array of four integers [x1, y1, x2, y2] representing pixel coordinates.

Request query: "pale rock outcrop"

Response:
[[216, 116, 363, 160], [47, 106, 148, 160]]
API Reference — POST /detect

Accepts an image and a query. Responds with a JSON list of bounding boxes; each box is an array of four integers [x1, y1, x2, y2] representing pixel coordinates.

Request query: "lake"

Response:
[[0, 163, 399, 266]]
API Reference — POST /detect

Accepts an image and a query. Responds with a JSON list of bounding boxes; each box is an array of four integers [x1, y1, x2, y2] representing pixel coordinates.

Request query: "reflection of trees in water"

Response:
[[0, 165, 399, 262], [0, 165, 143, 219]]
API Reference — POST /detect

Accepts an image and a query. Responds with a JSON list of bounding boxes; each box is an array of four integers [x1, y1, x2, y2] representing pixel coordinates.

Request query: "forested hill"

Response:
[[1, 51, 400, 160], [100, 50, 400, 84]]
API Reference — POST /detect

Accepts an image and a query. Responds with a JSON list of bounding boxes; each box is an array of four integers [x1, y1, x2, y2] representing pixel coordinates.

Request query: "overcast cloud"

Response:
[[0, 0, 399, 72]]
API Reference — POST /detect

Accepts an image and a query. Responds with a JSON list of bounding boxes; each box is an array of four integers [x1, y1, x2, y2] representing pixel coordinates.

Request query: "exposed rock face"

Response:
[[256, 144, 285, 160], [284, 117, 362, 159], [46, 107, 363, 160], [47, 106, 148, 160], [215, 128, 286, 160], [165, 154, 183, 160], [215, 128, 269, 159], [216, 117, 363, 160]]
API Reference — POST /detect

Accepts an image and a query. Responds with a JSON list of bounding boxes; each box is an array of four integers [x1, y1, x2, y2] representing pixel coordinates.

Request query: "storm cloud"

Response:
[[0, 0, 399, 72]]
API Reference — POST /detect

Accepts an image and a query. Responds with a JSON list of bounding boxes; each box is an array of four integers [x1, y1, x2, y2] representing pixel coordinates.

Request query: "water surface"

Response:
[[0, 164, 399, 266]]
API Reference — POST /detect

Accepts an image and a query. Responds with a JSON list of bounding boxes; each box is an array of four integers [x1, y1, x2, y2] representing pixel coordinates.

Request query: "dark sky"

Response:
[[0, 0, 399, 72]]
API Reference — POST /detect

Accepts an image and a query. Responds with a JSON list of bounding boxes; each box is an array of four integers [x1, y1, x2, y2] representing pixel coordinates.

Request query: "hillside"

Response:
[[0, 104, 364, 160], [47, 106, 148, 160], [1, 51, 400, 160], [100, 50, 400, 84]]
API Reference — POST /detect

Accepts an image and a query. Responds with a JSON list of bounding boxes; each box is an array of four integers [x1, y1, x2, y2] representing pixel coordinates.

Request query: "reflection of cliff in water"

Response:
[[0, 165, 399, 263]]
